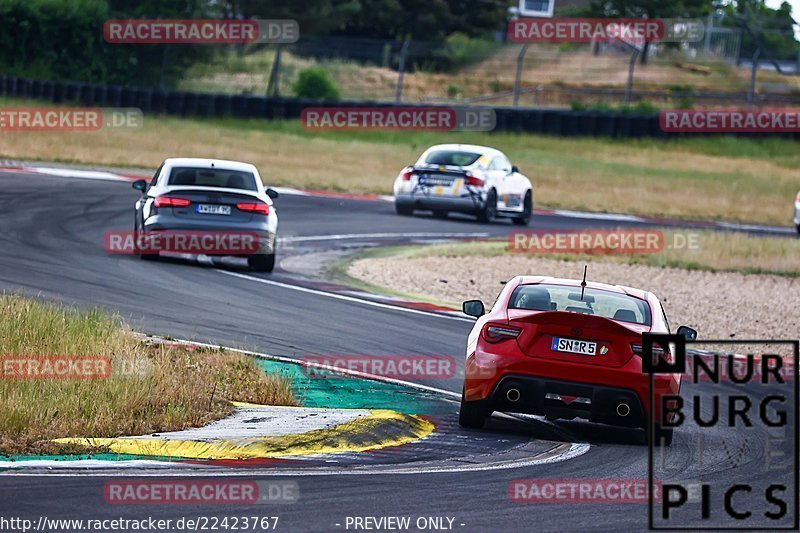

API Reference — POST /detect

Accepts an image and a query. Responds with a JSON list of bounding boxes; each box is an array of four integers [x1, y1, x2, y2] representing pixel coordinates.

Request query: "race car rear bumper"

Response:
[[463, 346, 680, 427], [394, 192, 483, 215], [488, 374, 647, 428], [142, 219, 276, 255]]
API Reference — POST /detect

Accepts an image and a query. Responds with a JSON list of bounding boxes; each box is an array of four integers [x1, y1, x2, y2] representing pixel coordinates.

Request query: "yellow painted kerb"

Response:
[[54, 409, 434, 460]]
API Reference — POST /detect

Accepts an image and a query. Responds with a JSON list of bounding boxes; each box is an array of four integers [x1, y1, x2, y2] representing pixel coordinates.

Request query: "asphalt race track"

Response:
[[0, 170, 796, 532]]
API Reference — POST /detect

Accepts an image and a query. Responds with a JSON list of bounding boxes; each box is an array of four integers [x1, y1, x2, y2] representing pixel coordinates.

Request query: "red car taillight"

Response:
[[236, 202, 270, 215], [465, 172, 483, 187], [482, 324, 522, 343], [154, 197, 190, 208], [631, 342, 672, 363], [400, 168, 415, 181]]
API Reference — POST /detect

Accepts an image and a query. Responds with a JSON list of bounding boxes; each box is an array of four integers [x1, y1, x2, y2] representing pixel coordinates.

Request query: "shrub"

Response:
[[439, 32, 502, 71], [625, 99, 659, 114], [292, 67, 341, 100], [446, 83, 462, 98]]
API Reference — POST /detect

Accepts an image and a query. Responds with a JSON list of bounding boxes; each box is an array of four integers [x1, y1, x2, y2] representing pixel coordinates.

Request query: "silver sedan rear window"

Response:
[[167, 167, 258, 191]]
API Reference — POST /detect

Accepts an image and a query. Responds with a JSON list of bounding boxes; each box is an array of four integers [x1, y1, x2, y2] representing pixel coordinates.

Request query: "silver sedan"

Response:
[[131, 158, 279, 271]]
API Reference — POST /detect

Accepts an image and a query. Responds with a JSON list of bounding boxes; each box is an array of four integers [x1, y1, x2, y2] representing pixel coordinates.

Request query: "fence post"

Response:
[[513, 43, 530, 108], [267, 45, 283, 97], [159, 47, 169, 91], [703, 12, 713, 56], [382, 43, 391, 68], [625, 49, 640, 106], [747, 48, 760, 108], [395, 40, 410, 103]]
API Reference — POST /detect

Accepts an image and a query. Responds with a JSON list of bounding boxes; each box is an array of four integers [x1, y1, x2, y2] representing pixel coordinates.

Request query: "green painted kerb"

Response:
[[257, 359, 445, 415]]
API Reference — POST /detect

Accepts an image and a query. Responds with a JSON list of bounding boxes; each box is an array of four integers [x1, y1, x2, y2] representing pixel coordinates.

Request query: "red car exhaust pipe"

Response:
[[506, 388, 521, 402], [616, 403, 631, 417]]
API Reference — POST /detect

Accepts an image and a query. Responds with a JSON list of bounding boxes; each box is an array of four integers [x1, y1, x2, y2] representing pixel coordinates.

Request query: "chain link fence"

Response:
[[166, 30, 800, 110]]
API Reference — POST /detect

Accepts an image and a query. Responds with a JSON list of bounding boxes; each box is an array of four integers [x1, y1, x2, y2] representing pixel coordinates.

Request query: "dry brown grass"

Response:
[[0, 100, 797, 225], [0, 119, 420, 194], [0, 295, 297, 455], [512, 143, 799, 224]]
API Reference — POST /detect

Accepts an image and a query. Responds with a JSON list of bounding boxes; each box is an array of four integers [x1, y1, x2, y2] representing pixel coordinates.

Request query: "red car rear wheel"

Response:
[[459, 387, 489, 429]]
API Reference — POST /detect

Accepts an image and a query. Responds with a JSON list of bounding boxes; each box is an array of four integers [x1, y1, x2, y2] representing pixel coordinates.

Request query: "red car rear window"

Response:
[[509, 284, 652, 326]]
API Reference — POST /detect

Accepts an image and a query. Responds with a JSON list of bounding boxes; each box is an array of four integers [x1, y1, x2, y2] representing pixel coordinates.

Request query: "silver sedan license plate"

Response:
[[196, 204, 231, 215]]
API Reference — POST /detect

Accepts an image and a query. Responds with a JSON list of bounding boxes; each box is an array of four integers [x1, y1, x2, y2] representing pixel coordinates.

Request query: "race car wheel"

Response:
[[458, 387, 488, 429], [477, 189, 497, 223], [512, 190, 533, 226], [651, 424, 674, 447], [133, 224, 158, 261], [395, 203, 414, 216], [248, 253, 276, 273]]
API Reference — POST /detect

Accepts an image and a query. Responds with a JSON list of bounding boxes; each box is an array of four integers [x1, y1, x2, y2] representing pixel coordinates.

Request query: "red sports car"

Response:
[[459, 276, 697, 446]]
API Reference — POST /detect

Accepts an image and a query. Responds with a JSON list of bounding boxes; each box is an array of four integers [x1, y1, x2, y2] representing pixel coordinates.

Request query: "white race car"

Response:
[[794, 190, 800, 235], [393, 144, 533, 224]]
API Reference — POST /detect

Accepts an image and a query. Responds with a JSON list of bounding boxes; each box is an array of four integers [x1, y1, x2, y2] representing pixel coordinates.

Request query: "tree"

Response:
[[237, 0, 508, 41], [235, 0, 360, 36], [0, 0, 222, 86], [589, 0, 711, 63], [341, 0, 507, 40], [103, 0, 218, 86], [721, 0, 800, 61]]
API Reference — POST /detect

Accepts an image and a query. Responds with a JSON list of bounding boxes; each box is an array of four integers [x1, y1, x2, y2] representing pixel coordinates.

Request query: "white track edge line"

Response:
[[281, 232, 490, 242], [2, 443, 591, 475], [215, 269, 472, 323]]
